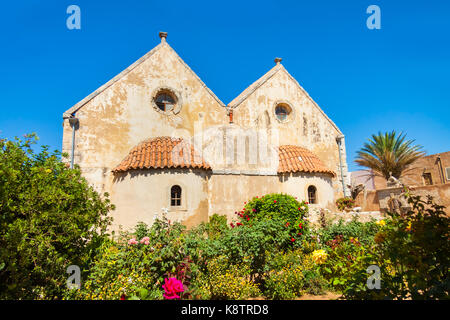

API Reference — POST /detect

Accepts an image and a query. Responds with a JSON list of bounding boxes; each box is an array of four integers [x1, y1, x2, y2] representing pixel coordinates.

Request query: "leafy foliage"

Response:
[[233, 193, 309, 244], [343, 192, 450, 299], [0, 134, 113, 299]]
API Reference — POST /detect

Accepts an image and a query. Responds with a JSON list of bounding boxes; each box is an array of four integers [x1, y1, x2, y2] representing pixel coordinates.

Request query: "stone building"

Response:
[[62, 32, 350, 230], [352, 151, 450, 214]]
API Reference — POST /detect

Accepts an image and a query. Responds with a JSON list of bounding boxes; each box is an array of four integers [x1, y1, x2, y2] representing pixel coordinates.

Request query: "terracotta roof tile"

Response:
[[113, 137, 211, 173], [278, 145, 336, 176]]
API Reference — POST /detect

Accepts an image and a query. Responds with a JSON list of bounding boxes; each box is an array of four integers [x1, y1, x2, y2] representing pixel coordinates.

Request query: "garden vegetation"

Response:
[[1, 135, 448, 300]]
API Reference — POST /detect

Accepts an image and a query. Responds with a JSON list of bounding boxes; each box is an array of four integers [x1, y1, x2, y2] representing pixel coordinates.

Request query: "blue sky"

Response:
[[0, 0, 449, 171]]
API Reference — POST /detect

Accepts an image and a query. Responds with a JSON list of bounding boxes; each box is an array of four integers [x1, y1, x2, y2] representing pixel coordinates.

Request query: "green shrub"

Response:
[[320, 235, 369, 292], [204, 214, 228, 239], [317, 218, 380, 246], [219, 217, 292, 283], [0, 134, 113, 299], [302, 269, 328, 295], [66, 216, 191, 300], [264, 264, 305, 299], [233, 193, 309, 244], [194, 256, 260, 300], [64, 242, 162, 300], [343, 192, 450, 300]]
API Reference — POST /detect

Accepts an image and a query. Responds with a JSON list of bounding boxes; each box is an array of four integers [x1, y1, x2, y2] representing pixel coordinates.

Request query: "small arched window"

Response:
[[275, 103, 292, 122], [171, 185, 182, 207], [308, 185, 317, 204]]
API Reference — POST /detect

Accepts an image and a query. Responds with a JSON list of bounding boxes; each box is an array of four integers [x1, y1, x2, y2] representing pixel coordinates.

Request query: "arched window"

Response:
[[275, 103, 292, 122], [308, 185, 317, 204], [171, 185, 182, 206]]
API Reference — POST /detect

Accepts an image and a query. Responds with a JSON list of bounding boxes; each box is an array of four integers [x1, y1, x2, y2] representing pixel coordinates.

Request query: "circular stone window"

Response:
[[154, 90, 176, 112], [274, 103, 292, 122]]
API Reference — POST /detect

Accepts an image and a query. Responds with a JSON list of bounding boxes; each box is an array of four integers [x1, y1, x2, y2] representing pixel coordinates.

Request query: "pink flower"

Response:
[[274, 200, 277, 203], [140, 236, 150, 245], [128, 238, 138, 245], [252, 209, 256, 212], [162, 277, 184, 299]]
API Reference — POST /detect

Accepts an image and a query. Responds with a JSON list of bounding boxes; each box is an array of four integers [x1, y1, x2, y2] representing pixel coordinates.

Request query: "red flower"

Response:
[[230, 223, 235, 228], [246, 217, 250, 221], [120, 293, 126, 300], [285, 222, 290, 227], [252, 208, 256, 212], [298, 232, 302, 236], [162, 277, 184, 300], [291, 238, 295, 242], [298, 223, 302, 229], [274, 200, 277, 203]]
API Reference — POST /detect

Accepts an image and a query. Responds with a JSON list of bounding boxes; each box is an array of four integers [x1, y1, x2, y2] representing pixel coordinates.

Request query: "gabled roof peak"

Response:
[[63, 32, 225, 117]]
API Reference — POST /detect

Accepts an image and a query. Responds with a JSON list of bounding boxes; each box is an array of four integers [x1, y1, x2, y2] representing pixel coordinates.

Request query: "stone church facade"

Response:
[[62, 32, 349, 231]]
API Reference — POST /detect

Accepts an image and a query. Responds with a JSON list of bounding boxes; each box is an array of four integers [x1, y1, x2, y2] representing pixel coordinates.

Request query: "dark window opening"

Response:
[[275, 104, 291, 121], [155, 92, 176, 112], [423, 173, 433, 186], [308, 185, 317, 204], [171, 185, 182, 206]]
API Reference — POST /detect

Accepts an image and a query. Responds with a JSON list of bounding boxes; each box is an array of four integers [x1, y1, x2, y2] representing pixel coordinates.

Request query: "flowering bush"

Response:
[[336, 197, 355, 211], [316, 218, 380, 246], [263, 264, 306, 299], [233, 193, 309, 244], [194, 256, 260, 300], [263, 254, 328, 299], [344, 193, 450, 299]]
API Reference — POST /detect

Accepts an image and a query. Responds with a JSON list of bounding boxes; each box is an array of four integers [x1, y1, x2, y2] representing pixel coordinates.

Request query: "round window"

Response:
[[275, 104, 292, 122], [154, 90, 177, 112]]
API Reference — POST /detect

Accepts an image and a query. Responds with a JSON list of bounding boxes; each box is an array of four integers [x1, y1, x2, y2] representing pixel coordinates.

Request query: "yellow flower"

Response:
[[376, 220, 386, 227], [405, 221, 412, 232], [311, 249, 328, 265]]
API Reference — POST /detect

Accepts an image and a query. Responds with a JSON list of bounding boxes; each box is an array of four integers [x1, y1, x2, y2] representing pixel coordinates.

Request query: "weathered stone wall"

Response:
[[62, 36, 350, 230], [354, 189, 380, 211], [230, 65, 349, 201], [401, 151, 450, 187], [110, 168, 210, 231], [355, 184, 450, 215], [408, 184, 450, 214], [208, 172, 334, 222], [62, 41, 226, 197]]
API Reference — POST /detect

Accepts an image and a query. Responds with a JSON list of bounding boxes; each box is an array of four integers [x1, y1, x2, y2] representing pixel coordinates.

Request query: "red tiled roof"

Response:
[[113, 137, 211, 173], [114, 138, 335, 177], [278, 145, 336, 176]]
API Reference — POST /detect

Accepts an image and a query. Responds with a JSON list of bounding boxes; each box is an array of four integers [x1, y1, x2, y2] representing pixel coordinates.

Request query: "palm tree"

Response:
[[355, 131, 426, 180]]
